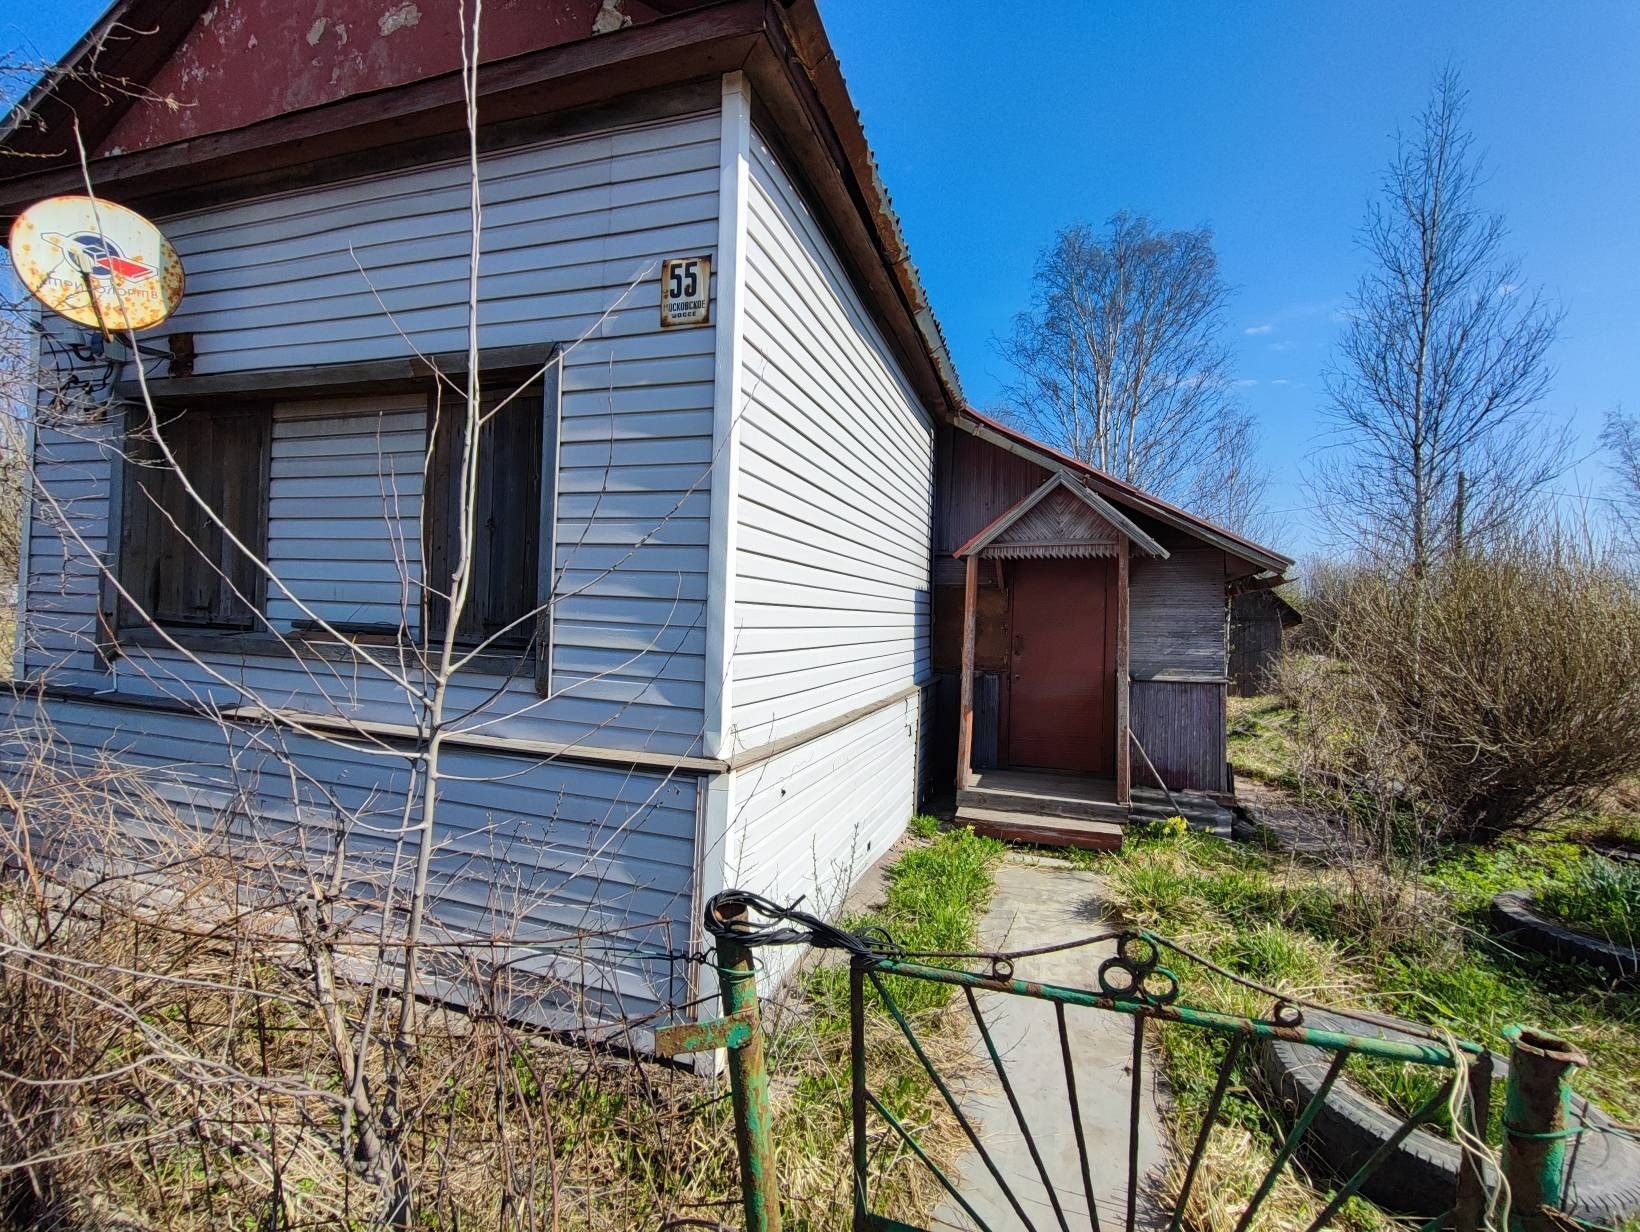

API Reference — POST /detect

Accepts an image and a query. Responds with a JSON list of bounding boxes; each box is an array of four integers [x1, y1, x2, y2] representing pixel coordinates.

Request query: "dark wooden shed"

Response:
[[1229, 589, 1303, 696], [929, 412, 1293, 843]]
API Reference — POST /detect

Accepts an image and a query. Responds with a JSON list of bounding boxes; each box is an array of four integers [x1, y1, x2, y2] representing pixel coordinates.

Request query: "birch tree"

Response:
[[998, 211, 1268, 531], [1316, 68, 1565, 573], [1601, 407, 1640, 552]]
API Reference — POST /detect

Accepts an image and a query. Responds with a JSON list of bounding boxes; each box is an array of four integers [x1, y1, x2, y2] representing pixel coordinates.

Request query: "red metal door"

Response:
[[1006, 558, 1115, 773]]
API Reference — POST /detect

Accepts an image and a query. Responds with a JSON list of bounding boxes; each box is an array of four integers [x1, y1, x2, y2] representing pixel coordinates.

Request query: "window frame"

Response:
[[107, 399, 273, 637], [99, 345, 561, 687], [420, 354, 561, 692]]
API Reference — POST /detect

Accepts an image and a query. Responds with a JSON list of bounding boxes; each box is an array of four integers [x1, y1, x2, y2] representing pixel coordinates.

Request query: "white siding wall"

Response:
[[6, 695, 699, 1029], [729, 131, 935, 749], [21, 110, 721, 756], [20, 399, 111, 682], [721, 697, 919, 989], [266, 395, 425, 632], [699, 123, 938, 989]]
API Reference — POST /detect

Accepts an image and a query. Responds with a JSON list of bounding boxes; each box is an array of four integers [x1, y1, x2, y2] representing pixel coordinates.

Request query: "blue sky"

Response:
[[815, 1, 1640, 554], [11, 2, 1640, 557]]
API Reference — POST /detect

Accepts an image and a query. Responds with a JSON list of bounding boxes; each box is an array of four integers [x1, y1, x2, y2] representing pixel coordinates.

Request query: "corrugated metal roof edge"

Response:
[[775, 0, 966, 416]]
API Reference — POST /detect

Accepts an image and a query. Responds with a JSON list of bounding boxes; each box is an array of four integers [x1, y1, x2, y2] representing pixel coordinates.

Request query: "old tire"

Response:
[[1255, 1011, 1640, 1223], [1490, 890, 1640, 983]]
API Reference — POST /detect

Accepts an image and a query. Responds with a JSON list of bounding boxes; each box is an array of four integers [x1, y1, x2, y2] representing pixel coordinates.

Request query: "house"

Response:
[[1, 0, 961, 1039], [929, 411, 1293, 846], [1, 0, 1291, 1038], [1229, 587, 1302, 697]]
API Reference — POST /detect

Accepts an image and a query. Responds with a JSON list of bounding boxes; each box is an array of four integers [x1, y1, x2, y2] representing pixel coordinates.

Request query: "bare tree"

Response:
[[1186, 404, 1272, 539], [998, 213, 1267, 524], [1316, 68, 1565, 574], [1600, 407, 1640, 550]]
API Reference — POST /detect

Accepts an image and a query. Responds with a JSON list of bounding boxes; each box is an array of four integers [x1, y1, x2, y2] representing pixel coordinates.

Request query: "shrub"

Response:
[[1295, 539, 1640, 846]]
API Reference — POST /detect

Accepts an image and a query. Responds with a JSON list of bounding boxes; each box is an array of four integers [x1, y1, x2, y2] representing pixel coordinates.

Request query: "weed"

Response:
[[906, 813, 943, 840], [1135, 814, 1191, 841], [1227, 694, 1302, 787]]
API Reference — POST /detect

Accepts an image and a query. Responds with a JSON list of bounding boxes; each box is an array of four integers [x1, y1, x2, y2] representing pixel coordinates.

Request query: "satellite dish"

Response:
[[8, 195, 185, 334]]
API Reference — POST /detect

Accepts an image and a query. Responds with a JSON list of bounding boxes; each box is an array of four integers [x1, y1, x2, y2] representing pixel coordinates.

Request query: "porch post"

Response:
[[957, 552, 978, 789], [1116, 541, 1131, 806]]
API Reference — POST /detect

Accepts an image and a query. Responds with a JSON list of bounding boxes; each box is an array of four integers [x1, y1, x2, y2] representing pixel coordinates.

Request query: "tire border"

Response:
[[1255, 1010, 1640, 1223], [1489, 890, 1640, 983]]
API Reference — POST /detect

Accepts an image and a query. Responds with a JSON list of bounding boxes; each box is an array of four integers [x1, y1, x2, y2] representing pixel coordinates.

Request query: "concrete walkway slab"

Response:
[[930, 856, 1170, 1231]]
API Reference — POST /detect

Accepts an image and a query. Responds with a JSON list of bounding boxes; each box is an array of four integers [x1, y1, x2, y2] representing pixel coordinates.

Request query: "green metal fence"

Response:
[[662, 891, 1606, 1232]]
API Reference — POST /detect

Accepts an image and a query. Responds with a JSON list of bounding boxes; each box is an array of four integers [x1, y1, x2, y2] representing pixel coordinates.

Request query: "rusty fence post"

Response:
[[1454, 1049, 1493, 1232], [716, 921, 782, 1232], [1501, 1026, 1588, 1232], [654, 908, 783, 1231]]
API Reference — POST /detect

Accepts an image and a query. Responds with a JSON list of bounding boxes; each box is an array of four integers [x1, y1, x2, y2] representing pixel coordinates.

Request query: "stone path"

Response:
[[930, 856, 1169, 1231], [1235, 778, 1363, 859]]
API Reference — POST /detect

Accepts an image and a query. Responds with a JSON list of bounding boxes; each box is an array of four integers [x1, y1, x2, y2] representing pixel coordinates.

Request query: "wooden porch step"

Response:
[[955, 806, 1125, 852], [957, 783, 1130, 822]]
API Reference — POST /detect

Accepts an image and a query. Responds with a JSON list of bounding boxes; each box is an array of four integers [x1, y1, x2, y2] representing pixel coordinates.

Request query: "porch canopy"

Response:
[[951, 471, 1168, 803]]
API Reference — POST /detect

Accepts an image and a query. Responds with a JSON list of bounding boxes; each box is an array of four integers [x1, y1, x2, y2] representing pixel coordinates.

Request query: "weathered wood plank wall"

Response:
[[933, 427, 1048, 584], [1229, 590, 1289, 696], [1129, 548, 1228, 678], [1130, 680, 1228, 793], [1129, 547, 1230, 791]]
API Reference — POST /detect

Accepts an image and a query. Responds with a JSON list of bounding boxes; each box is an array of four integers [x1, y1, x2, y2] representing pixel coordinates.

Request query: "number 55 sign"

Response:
[[660, 255, 711, 328]]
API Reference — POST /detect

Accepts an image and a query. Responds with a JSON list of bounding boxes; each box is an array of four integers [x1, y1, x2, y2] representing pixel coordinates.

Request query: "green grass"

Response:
[[1539, 856, 1640, 947], [805, 819, 1005, 1019], [1099, 832, 1640, 1134], [1226, 694, 1301, 787], [1089, 828, 1640, 1232], [772, 819, 1005, 1227]]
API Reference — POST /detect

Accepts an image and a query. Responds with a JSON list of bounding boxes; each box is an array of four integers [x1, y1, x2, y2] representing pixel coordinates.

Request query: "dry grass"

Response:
[[0, 745, 993, 1232]]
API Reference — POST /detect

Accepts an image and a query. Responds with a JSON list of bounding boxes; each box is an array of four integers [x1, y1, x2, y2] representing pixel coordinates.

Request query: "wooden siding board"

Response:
[[1129, 548, 1229, 679], [266, 396, 425, 633], [730, 130, 934, 748], [935, 426, 1052, 560], [20, 111, 722, 758], [1229, 590, 1289, 696], [1130, 680, 1227, 793]]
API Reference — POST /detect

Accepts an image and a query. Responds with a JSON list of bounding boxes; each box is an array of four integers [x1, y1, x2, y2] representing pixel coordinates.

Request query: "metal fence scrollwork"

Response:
[[662, 890, 1618, 1232]]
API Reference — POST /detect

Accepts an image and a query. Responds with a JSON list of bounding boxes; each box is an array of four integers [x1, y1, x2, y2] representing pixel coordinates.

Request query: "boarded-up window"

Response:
[[120, 405, 270, 629], [424, 387, 547, 652]]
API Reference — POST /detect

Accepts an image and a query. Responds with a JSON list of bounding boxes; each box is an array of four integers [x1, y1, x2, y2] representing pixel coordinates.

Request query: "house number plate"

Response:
[[660, 255, 711, 328]]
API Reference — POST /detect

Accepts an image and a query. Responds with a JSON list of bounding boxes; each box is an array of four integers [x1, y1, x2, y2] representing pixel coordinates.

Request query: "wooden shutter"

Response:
[[425, 387, 543, 648], [121, 405, 268, 629]]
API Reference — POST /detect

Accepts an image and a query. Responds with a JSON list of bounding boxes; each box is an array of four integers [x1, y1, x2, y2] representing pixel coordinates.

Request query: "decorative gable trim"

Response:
[[954, 470, 1168, 561]]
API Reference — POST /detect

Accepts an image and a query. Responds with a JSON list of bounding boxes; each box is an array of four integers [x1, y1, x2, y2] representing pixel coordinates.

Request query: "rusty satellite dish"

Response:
[[9, 195, 185, 333]]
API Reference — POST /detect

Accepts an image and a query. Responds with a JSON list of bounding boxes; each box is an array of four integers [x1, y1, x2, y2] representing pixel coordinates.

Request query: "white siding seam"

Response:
[[693, 75, 752, 1029], [703, 72, 750, 761]]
